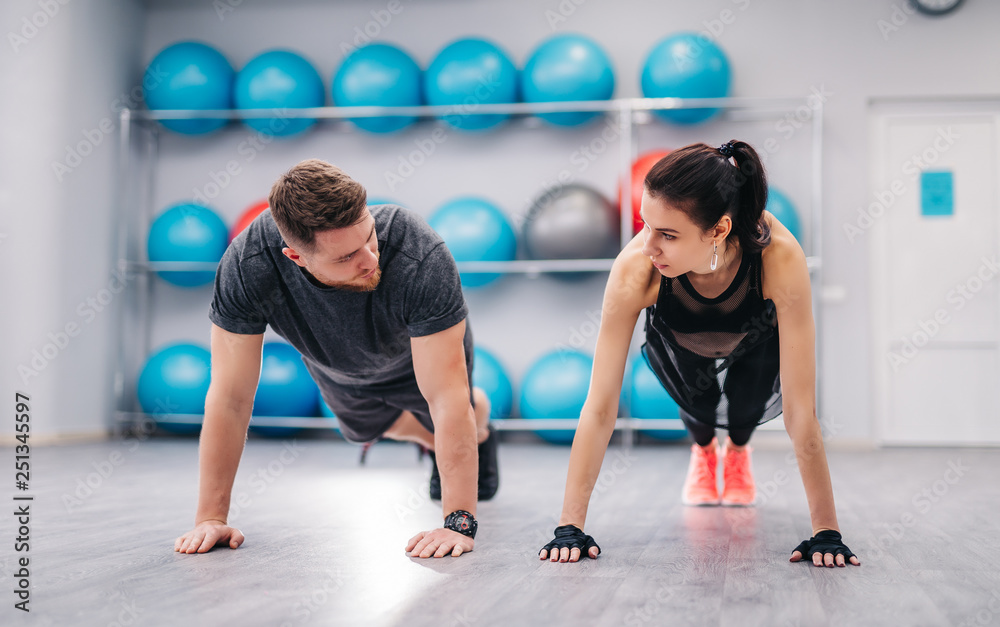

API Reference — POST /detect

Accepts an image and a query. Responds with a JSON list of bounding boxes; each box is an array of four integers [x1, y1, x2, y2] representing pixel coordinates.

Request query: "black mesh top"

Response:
[[640, 247, 784, 428]]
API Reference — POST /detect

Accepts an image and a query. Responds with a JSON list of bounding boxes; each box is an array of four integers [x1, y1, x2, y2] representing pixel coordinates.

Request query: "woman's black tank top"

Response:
[[641, 247, 783, 428]]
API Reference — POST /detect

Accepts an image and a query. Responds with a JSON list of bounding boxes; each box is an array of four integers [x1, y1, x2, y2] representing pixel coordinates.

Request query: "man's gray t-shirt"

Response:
[[208, 204, 470, 393]]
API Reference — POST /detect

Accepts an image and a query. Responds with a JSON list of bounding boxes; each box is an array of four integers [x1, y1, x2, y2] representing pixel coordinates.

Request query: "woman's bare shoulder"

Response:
[[609, 233, 660, 311], [761, 210, 809, 302]]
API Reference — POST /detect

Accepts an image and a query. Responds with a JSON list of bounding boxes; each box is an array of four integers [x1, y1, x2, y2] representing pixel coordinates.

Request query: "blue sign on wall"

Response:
[[920, 170, 954, 217]]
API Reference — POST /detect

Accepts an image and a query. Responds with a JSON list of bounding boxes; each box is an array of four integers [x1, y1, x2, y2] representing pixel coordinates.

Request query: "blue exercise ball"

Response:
[[428, 197, 517, 289], [766, 186, 802, 244], [144, 41, 234, 135], [473, 347, 513, 420], [148, 203, 229, 288], [628, 355, 687, 441], [235, 50, 325, 137], [250, 342, 320, 437], [641, 32, 731, 125], [521, 34, 615, 127], [332, 43, 422, 133], [520, 349, 593, 444], [137, 342, 212, 434], [424, 38, 518, 131]]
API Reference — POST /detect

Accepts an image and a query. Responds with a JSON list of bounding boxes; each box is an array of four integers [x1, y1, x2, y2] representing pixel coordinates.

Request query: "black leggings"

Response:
[[643, 326, 780, 450], [680, 409, 756, 447], [661, 343, 777, 448]]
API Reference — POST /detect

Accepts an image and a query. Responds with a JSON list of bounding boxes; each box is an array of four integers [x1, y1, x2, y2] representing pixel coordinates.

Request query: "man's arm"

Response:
[[174, 324, 263, 553], [405, 319, 478, 558]]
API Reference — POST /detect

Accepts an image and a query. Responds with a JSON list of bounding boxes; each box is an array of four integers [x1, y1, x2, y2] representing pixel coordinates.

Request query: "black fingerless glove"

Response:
[[540, 525, 600, 558], [792, 530, 856, 561]]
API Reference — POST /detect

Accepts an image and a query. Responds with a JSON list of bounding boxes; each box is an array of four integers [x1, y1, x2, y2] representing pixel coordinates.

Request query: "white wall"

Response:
[[1, 0, 143, 440], [4, 0, 997, 442], [139, 0, 1000, 444]]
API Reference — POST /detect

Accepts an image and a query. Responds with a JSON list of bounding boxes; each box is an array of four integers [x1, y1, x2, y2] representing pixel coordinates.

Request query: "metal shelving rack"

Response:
[[112, 96, 823, 446]]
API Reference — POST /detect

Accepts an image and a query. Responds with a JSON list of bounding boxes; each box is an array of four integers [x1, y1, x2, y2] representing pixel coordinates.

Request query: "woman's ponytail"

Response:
[[726, 140, 771, 254], [644, 139, 771, 254]]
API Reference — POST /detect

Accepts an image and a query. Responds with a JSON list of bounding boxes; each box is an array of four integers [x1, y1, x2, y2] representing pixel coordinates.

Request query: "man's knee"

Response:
[[383, 410, 415, 437], [472, 387, 490, 414]]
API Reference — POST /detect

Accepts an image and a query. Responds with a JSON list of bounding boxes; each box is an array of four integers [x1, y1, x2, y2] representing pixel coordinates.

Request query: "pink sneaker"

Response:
[[682, 438, 719, 506], [721, 440, 756, 506]]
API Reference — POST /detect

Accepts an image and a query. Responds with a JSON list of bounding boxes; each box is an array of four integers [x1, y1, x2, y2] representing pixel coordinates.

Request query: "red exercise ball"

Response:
[[619, 150, 671, 234], [229, 200, 269, 243]]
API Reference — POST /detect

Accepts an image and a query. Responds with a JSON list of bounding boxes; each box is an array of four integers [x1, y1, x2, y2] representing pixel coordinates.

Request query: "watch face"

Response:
[[911, 0, 964, 15], [446, 511, 476, 537]]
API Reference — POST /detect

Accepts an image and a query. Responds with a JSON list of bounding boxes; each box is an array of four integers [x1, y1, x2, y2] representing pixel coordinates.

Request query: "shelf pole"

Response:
[[618, 100, 637, 451], [140, 126, 159, 391], [111, 108, 132, 435], [811, 100, 825, 424], [618, 100, 635, 250]]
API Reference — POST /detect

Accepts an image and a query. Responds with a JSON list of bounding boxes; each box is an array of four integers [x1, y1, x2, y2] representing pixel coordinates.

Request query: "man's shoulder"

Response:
[[373, 203, 446, 263], [222, 209, 281, 278]]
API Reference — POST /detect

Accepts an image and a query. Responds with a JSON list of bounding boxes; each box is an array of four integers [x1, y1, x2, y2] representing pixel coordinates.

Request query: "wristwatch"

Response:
[[444, 510, 477, 539], [910, 0, 963, 15]]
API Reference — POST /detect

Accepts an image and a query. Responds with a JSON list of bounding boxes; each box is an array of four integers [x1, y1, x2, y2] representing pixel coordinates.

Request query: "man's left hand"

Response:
[[406, 527, 474, 558]]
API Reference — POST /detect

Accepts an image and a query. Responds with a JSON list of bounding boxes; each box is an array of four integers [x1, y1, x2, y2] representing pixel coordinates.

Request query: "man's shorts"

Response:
[[320, 336, 476, 444]]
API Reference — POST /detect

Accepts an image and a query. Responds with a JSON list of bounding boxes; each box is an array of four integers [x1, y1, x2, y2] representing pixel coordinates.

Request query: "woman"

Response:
[[538, 141, 859, 568]]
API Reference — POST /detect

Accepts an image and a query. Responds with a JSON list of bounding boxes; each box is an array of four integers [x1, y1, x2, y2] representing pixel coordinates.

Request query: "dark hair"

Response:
[[268, 159, 368, 252], [644, 140, 771, 254]]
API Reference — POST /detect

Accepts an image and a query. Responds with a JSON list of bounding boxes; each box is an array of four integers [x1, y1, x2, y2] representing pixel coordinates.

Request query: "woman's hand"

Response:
[[538, 525, 600, 562], [790, 530, 860, 567]]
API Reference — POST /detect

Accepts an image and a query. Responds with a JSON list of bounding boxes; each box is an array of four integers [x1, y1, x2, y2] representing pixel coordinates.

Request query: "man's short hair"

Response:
[[268, 159, 368, 253]]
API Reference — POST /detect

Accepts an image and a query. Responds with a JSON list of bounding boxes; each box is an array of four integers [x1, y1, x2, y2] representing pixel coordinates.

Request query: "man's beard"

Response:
[[323, 266, 382, 292]]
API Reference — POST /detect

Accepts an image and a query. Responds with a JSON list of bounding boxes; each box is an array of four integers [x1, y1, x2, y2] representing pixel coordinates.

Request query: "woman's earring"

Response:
[[710, 242, 718, 271]]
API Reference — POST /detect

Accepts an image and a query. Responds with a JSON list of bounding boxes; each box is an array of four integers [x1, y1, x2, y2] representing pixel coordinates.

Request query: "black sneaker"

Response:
[[428, 451, 441, 501], [477, 424, 499, 501]]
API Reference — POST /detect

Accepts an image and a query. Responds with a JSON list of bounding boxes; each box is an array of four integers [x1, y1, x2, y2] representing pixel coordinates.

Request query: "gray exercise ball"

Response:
[[523, 184, 619, 260]]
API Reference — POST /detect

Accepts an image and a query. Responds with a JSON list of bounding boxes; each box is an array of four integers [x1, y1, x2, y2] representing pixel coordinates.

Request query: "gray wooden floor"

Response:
[[5, 436, 1000, 627]]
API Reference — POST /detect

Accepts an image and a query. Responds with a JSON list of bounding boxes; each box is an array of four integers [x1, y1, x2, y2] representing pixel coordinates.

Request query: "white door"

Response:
[[870, 100, 1000, 445]]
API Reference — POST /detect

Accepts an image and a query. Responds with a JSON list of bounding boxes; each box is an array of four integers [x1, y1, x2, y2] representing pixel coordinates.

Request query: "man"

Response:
[[174, 159, 499, 559]]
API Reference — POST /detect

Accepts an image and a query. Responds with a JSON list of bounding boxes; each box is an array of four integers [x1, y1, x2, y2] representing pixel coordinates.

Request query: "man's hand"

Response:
[[174, 520, 245, 554], [406, 527, 474, 558]]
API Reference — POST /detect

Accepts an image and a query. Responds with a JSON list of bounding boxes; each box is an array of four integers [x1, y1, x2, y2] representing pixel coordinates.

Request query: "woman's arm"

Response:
[[541, 236, 657, 562], [765, 223, 860, 567]]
